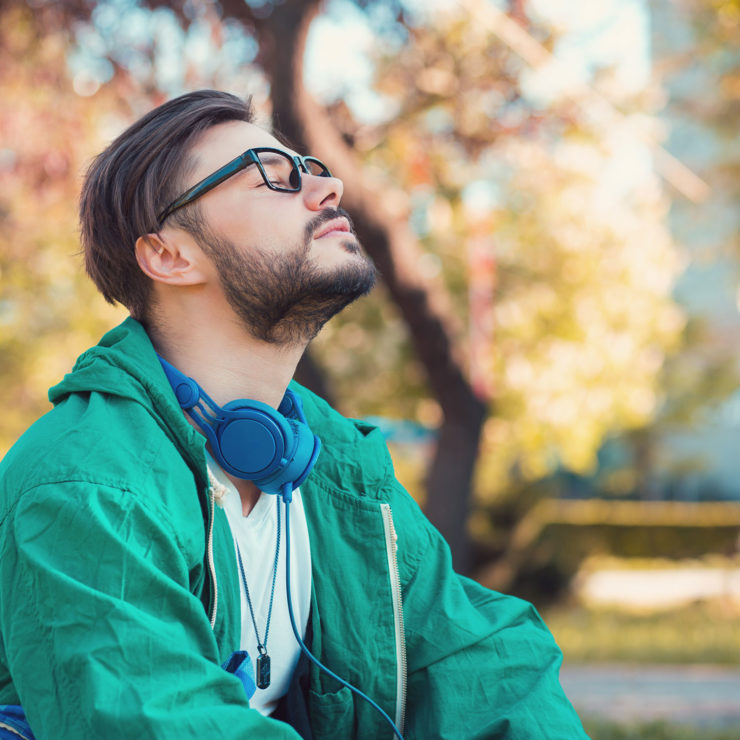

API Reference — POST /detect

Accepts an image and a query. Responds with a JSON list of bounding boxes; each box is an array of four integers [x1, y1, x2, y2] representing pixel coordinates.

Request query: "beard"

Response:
[[198, 208, 377, 345]]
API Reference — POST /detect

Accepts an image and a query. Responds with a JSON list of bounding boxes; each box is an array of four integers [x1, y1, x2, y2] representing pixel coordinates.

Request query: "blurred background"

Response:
[[1, 0, 739, 736]]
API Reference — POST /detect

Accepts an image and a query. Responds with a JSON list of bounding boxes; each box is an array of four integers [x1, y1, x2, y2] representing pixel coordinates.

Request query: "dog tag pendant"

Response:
[[256, 652, 271, 689]]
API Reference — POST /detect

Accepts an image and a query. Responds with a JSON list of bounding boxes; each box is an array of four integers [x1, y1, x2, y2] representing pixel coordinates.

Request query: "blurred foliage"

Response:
[[0, 2, 126, 455], [682, 0, 740, 141]]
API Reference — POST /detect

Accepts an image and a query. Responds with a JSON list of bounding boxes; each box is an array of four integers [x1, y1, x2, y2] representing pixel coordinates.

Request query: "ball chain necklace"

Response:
[[235, 497, 281, 690]]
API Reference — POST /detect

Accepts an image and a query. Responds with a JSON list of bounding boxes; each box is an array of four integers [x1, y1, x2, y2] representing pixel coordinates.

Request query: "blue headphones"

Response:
[[158, 356, 321, 501]]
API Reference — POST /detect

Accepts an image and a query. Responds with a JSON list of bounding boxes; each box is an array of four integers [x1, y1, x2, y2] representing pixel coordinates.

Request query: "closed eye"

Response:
[[235, 168, 270, 188]]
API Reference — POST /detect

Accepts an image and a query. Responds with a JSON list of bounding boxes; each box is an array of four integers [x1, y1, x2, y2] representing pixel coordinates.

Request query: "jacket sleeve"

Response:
[[0, 481, 300, 740], [391, 483, 589, 740]]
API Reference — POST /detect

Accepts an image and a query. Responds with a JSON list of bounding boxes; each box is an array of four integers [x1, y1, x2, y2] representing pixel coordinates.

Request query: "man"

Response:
[[0, 90, 587, 739]]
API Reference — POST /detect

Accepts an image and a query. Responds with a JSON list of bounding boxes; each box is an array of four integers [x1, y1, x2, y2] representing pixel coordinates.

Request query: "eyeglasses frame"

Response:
[[156, 146, 332, 226]]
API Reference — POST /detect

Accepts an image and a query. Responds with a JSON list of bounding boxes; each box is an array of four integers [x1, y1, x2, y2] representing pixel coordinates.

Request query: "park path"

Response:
[[560, 663, 740, 728]]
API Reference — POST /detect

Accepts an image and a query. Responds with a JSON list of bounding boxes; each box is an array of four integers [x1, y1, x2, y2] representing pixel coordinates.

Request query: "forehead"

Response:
[[188, 120, 294, 181]]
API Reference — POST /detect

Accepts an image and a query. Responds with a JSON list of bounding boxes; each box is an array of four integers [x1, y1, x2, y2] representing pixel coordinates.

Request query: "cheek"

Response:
[[207, 196, 306, 250], [207, 196, 260, 235]]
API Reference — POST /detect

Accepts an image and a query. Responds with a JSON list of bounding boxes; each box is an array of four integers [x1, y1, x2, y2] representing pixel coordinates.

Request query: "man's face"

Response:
[[173, 121, 376, 344]]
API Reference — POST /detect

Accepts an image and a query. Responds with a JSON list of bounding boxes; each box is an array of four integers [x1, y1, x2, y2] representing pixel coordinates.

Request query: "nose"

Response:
[[302, 172, 343, 211]]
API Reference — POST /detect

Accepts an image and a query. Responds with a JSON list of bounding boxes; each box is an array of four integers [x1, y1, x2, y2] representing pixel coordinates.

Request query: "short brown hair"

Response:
[[80, 90, 254, 321]]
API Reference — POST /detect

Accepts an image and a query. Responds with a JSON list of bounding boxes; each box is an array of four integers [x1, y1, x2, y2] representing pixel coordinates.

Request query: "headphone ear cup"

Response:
[[254, 417, 321, 496], [278, 390, 321, 489], [291, 426, 321, 490], [217, 402, 290, 480]]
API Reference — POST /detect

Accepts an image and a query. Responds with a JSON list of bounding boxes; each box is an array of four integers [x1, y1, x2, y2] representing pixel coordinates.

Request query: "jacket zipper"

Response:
[[206, 483, 218, 629], [0, 721, 32, 740], [380, 503, 407, 736]]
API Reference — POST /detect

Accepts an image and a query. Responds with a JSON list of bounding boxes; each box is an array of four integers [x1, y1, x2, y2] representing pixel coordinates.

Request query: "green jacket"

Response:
[[0, 319, 587, 739]]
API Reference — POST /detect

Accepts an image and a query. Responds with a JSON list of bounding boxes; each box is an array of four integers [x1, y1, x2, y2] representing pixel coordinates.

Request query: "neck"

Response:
[[150, 310, 307, 410]]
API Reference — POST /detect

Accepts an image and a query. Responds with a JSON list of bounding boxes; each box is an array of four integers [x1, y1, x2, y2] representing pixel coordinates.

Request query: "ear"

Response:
[[135, 232, 208, 286]]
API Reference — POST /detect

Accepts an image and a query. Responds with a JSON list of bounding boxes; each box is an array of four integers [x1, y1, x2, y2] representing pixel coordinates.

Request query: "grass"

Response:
[[582, 718, 740, 740], [542, 601, 740, 665]]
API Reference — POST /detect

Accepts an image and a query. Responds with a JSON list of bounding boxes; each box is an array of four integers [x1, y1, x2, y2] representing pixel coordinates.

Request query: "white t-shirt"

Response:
[[207, 459, 312, 716]]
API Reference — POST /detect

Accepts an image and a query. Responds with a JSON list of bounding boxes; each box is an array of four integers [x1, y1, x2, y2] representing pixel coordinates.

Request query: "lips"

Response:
[[313, 217, 351, 239]]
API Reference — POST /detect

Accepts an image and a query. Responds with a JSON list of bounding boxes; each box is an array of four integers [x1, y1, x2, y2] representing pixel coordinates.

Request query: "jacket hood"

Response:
[[49, 317, 206, 474], [51, 318, 165, 406]]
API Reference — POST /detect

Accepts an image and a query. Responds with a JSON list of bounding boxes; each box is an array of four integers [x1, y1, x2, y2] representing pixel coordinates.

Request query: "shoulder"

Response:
[[0, 389, 200, 537], [3, 392, 149, 488]]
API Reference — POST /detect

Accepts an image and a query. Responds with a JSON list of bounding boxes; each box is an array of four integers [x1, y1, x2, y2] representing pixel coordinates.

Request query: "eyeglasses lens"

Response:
[[257, 151, 300, 191], [304, 158, 330, 177], [255, 151, 331, 191]]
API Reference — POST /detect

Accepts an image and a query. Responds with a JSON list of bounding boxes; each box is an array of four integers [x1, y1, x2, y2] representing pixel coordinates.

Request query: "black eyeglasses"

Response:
[[157, 146, 332, 226]]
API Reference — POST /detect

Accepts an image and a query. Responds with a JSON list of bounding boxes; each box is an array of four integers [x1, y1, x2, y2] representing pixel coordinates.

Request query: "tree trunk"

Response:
[[243, 0, 487, 571]]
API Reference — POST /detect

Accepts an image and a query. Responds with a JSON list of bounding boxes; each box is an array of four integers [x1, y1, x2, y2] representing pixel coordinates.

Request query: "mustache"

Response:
[[304, 207, 356, 243]]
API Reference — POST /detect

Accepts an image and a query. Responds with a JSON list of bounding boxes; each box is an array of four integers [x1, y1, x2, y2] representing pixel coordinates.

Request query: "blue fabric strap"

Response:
[[222, 650, 257, 700], [0, 705, 35, 740]]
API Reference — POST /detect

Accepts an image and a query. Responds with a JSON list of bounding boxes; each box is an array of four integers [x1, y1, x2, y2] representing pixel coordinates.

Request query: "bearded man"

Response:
[[0, 90, 587, 740]]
